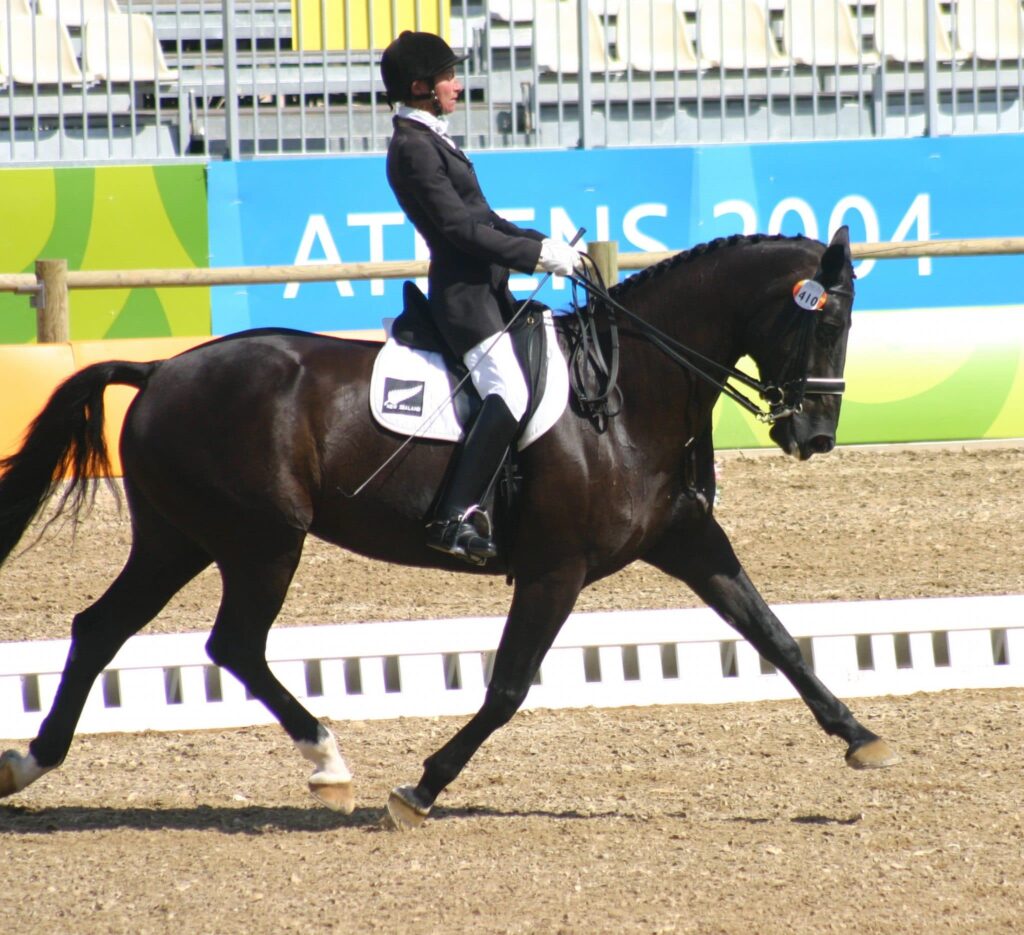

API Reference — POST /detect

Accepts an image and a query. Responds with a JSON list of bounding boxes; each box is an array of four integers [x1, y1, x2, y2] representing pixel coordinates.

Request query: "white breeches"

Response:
[[462, 331, 529, 422]]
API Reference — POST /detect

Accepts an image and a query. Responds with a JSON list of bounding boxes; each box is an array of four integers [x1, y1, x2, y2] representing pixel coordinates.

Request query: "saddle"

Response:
[[390, 281, 550, 433]]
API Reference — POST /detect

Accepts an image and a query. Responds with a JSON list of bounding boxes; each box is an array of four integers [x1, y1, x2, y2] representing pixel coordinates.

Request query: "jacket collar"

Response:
[[392, 114, 473, 166]]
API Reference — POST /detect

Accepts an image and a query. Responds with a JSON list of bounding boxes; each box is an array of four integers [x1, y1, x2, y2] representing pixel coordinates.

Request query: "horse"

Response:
[[0, 227, 898, 828]]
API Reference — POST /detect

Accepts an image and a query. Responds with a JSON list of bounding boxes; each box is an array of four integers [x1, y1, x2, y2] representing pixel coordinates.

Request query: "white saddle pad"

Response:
[[369, 310, 569, 451]]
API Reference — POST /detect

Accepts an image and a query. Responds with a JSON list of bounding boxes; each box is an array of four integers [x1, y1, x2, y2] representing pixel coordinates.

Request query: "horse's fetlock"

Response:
[[204, 634, 231, 669]]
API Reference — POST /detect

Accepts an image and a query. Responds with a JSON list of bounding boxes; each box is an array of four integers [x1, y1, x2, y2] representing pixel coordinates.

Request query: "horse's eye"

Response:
[[816, 322, 841, 344]]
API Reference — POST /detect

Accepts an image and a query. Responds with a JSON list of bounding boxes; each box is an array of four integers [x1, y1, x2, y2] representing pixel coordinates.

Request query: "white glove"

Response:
[[538, 238, 585, 276]]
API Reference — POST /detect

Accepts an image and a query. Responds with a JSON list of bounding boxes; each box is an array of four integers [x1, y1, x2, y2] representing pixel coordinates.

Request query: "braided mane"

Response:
[[609, 232, 815, 300]]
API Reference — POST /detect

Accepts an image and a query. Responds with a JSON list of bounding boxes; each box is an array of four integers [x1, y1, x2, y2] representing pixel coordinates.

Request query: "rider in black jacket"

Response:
[[381, 31, 583, 565]]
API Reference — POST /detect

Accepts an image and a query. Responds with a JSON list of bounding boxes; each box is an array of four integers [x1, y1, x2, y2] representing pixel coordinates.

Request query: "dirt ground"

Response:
[[1, 444, 1023, 934]]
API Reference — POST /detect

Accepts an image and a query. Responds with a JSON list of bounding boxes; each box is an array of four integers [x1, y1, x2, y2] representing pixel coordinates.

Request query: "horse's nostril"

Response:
[[810, 435, 835, 454]]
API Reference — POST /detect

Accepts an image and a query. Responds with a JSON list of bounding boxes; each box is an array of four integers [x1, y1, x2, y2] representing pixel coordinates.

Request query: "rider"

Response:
[[380, 30, 584, 565]]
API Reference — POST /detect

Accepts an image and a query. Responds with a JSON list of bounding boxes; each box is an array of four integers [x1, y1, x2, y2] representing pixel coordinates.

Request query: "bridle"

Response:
[[569, 264, 851, 425]]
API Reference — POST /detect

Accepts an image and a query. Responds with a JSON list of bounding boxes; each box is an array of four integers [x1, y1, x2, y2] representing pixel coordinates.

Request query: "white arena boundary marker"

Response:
[[1, 595, 1021, 741]]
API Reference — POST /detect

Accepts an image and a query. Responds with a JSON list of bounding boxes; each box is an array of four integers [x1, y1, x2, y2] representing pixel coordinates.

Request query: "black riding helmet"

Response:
[[380, 31, 466, 106]]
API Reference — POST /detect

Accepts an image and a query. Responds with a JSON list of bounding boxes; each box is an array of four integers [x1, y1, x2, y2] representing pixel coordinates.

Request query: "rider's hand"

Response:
[[539, 239, 585, 276]]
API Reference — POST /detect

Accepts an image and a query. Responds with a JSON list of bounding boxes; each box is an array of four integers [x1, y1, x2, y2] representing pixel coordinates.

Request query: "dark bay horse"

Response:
[[0, 228, 897, 828]]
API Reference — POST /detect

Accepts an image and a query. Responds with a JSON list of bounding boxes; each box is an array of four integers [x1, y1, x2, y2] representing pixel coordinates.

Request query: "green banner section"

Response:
[[713, 306, 1024, 447], [0, 165, 209, 343]]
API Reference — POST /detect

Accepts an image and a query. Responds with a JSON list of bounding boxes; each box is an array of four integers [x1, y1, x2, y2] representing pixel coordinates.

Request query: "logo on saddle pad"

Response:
[[382, 378, 425, 416]]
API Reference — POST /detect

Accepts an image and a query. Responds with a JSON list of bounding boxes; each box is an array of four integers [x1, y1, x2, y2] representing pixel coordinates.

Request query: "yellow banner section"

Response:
[[292, 0, 451, 53]]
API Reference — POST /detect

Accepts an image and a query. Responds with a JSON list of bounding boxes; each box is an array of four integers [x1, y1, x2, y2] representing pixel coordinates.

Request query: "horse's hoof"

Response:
[[385, 785, 431, 831], [846, 738, 900, 770], [0, 751, 19, 798], [308, 780, 355, 814]]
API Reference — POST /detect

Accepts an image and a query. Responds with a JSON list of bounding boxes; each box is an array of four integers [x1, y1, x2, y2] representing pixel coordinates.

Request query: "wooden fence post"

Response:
[[35, 259, 69, 343], [587, 240, 619, 286]]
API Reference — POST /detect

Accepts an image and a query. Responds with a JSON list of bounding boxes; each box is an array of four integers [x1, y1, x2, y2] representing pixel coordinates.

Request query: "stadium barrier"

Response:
[[4, 236, 1024, 344], [3, 235, 1024, 466], [1, 595, 1021, 741]]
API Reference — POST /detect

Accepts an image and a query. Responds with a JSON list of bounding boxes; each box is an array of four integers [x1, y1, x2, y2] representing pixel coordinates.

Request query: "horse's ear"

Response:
[[817, 226, 852, 285]]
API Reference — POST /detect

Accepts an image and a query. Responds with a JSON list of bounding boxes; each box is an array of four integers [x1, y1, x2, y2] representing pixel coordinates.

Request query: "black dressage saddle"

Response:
[[390, 281, 550, 433]]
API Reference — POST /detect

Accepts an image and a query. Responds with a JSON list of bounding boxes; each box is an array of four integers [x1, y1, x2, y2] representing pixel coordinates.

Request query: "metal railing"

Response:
[[2, 0, 1022, 163]]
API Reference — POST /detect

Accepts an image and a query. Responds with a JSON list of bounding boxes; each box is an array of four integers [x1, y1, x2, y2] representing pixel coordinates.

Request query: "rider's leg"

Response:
[[426, 331, 527, 564]]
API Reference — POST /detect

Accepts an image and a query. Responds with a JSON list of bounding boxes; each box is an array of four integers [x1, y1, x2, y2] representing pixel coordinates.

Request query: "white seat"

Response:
[[83, 12, 178, 82], [783, 0, 879, 66], [620, 0, 703, 71], [955, 0, 1024, 61], [534, 0, 625, 73], [698, 0, 790, 69], [492, 0, 621, 20], [38, 0, 121, 30], [3, 0, 34, 18], [874, 0, 963, 62], [0, 14, 85, 84]]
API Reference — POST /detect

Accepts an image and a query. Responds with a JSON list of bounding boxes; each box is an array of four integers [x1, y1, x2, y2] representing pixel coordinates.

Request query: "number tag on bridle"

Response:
[[792, 279, 827, 311]]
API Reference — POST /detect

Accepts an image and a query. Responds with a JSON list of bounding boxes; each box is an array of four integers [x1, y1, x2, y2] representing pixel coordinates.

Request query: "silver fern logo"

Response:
[[382, 378, 425, 416]]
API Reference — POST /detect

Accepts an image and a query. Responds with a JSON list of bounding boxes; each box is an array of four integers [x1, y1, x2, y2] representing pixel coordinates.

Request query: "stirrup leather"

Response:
[[425, 506, 495, 566]]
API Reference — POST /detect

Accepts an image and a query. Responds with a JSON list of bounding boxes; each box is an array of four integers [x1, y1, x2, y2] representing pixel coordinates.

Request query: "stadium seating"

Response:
[[83, 12, 178, 83], [955, 0, 1024, 61], [697, 0, 790, 69], [3, 0, 33, 17], [618, 0, 703, 72], [38, 0, 122, 29], [873, 0, 964, 63], [533, 0, 625, 73], [783, 0, 879, 66], [0, 14, 85, 85]]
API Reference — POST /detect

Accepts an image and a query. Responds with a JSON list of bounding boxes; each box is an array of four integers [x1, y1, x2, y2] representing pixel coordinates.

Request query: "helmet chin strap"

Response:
[[407, 83, 442, 117]]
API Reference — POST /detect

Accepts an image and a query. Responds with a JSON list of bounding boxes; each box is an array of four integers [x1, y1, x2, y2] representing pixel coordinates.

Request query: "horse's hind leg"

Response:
[[204, 536, 354, 814], [644, 517, 898, 769], [0, 502, 211, 799], [387, 562, 586, 829]]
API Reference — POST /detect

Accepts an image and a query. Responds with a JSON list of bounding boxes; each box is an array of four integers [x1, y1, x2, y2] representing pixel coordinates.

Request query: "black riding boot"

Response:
[[426, 394, 520, 565]]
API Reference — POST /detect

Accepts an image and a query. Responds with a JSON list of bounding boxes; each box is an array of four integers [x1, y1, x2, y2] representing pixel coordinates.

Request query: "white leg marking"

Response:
[[0, 750, 51, 796], [296, 729, 352, 785]]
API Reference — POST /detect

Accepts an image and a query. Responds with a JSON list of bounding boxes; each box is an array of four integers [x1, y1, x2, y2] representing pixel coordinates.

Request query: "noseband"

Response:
[[571, 269, 850, 425]]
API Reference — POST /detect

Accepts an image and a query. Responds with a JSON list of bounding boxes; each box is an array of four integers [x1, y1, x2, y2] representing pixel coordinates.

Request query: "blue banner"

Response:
[[208, 135, 1024, 335]]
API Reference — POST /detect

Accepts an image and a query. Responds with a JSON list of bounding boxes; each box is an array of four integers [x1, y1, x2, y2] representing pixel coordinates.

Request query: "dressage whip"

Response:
[[338, 228, 587, 498]]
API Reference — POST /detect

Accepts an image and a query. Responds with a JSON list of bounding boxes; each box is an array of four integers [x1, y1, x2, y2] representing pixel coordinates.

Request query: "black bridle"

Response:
[[569, 264, 850, 425]]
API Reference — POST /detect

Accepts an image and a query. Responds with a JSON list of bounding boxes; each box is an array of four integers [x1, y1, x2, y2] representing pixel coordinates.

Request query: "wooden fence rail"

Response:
[[2, 236, 1024, 342]]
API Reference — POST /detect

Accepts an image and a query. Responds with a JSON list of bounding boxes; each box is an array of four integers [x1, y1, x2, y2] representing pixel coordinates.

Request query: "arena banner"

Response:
[[291, 0, 450, 52], [0, 165, 209, 344], [207, 134, 1024, 443]]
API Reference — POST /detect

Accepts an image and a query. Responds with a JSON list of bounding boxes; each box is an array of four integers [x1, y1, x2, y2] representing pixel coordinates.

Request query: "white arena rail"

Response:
[[1, 595, 1022, 741]]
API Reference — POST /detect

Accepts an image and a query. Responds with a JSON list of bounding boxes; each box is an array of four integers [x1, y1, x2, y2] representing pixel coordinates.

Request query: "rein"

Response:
[[570, 266, 849, 425]]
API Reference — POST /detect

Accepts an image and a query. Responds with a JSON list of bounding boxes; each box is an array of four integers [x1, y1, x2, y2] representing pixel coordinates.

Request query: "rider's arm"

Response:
[[389, 132, 543, 274]]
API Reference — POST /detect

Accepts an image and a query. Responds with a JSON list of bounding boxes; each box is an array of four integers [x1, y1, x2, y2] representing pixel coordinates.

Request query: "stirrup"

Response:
[[425, 506, 495, 566]]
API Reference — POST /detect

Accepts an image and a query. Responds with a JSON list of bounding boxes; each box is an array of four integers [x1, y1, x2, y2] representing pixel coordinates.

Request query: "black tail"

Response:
[[0, 360, 157, 565]]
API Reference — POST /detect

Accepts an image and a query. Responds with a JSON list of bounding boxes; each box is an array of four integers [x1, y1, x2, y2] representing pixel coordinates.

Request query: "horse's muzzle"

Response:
[[803, 434, 836, 458], [769, 419, 836, 461]]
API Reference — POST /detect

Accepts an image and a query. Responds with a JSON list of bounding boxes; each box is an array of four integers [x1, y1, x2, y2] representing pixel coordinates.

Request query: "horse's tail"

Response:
[[0, 360, 157, 566]]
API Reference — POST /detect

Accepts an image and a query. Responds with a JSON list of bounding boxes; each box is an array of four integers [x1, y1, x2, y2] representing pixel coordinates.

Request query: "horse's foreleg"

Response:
[[1, 527, 210, 800], [207, 544, 354, 814], [387, 564, 586, 829], [645, 518, 898, 769]]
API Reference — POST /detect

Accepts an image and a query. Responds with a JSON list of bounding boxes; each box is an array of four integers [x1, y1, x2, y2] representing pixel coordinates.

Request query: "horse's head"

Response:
[[753, 227, 855, 461]]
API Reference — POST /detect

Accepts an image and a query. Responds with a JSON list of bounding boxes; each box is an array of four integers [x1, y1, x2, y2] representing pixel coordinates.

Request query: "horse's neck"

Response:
[[610, 265, 751, 442]]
